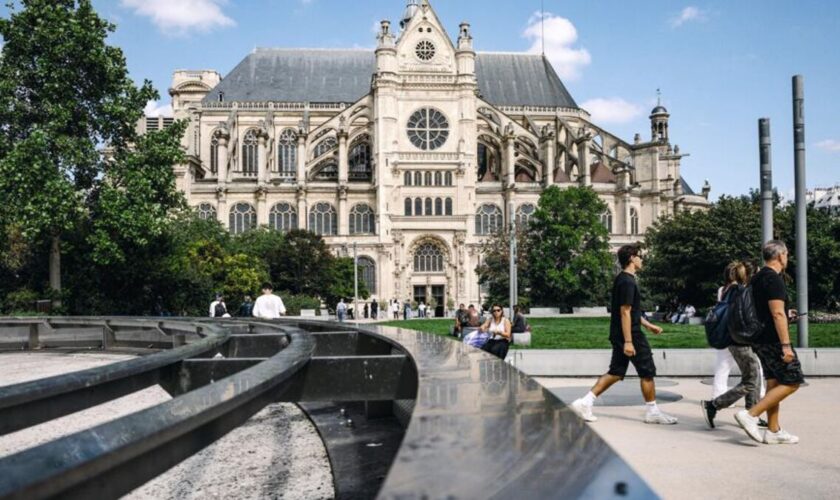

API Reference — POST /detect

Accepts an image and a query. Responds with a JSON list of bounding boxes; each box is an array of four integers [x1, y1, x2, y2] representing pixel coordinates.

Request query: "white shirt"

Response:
[[337, 302, 347, 313], [252, 293, 286, 319], [209, 300, 225, 317], [418, 303, 426, 311]]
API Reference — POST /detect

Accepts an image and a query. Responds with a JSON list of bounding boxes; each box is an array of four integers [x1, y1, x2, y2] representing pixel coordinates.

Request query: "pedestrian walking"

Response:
[[392, 299, 399, 320], [734, 241, 804, 444], [336, 298, 347, 322], [371, 300, 378, 320], [403, 300, 410, 320], [569, 244, 678, 425], [252, 283, 286, 319], [418, 301, 426, 318], [364, 302, 369, 319], [701, 261, 766, 428]]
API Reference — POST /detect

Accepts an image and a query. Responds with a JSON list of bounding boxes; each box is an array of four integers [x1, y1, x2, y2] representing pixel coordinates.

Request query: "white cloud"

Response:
[[670, 6, 706, 28], [815, 139, 840, 152], [120, 0, 234, 34], [144, 100, 173, 118], [580, 98, 643, 124], [523, 12, 591, 81]]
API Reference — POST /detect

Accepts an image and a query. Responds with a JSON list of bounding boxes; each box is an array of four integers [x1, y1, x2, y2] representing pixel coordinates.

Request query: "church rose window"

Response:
[[415, 40, 436, 61], [407, 108, 449, 151]]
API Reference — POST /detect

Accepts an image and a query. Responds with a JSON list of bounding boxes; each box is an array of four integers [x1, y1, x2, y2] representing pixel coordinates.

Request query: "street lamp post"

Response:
[[509, 201, 517, 319], [353, 242, 359, 323], [792, 75, 809, 348]]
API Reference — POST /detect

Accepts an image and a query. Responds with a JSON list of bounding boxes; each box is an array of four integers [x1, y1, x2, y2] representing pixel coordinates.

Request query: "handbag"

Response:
[[463, 330, 490, 349]]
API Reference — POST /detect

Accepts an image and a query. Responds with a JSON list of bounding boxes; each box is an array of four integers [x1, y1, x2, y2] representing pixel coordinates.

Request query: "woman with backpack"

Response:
[[701, 261, 766, 428]]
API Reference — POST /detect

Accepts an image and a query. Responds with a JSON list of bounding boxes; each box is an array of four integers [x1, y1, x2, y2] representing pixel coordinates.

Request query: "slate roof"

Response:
[[203, 48, 578, 108], [680, 176, 696, 195]]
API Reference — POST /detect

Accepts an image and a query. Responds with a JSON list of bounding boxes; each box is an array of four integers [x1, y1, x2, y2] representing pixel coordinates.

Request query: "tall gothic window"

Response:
[[476, 204, 503, 235], [516, 203, 536, 227], [404, 198, 412, 216], [241, 130, 258, 176], [210, 135, 219, 175], [313, 136, 337, 158], [445, 171, 453, 186], [434, 171, 442, 186], [404, 171, 412, 186], [445, 198, 453, 215], [630, 208, 639, 235], [277, 129, 297, 180], [349, 136, 372, 182], [477, 139, 500, 182], [414, 171, 422, 186], [435, 197, 443, 216], [414, 242, 444, 273], [424, 197, 433, 216], [229, 202, 256, 234], [424, 172, 432, 186], [269, 202, 297, 232], [197, 203, 216, 221], [414, 198, 422, 215], [309, 202, 337, 236], [600, 209, 613, 233], [357, 256, 376, 294], [349, 203, 375, 235]]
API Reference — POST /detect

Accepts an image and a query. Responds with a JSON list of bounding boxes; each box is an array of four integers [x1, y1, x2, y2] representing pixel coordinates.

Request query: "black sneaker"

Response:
[[700, 400, 717, 429], [758, 418, 769, 428]]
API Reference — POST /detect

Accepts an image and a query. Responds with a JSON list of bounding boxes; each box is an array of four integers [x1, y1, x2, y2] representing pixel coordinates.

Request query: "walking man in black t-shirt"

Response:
[[570, 244, 678, 425], [734, 240, 804, 444]]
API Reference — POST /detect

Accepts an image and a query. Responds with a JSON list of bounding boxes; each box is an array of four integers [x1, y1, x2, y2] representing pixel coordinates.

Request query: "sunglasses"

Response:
[[492, 308, 502, 312]]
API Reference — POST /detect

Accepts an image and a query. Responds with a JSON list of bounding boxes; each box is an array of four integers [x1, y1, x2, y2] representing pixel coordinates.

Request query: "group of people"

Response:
[[569, 241, 803, 445], [209, 283, 287, 320], [453, 303, 530, 360], [668, 303, 697, 324]]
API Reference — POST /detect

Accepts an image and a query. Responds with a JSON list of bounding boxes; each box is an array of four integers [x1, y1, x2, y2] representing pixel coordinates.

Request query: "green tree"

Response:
[[475, 227, 531, 309], [526, 186, 613, 311], [0, 0, 185, 305], [643, 196, 762, 309], [271, 229, 335, 296], [323, 257, 369, 310]]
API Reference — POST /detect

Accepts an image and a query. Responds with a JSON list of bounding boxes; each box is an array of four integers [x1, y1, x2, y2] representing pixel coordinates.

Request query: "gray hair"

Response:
[[762, 240, 788, 262]]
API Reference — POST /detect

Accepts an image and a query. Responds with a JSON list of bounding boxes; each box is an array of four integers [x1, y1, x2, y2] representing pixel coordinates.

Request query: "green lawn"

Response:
[[379, 317, 840, 349]]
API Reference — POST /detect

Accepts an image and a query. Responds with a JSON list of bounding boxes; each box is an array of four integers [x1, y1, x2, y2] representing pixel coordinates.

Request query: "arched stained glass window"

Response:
[[312, 159, 338, 181], [229, 202, 256, 235], [600, 209, 613, 233], [407, 108, 449, 151], [313, 136, 337, 158], [357, 256, 377, 294], [424, 197, 433, 216], [435, 197, 443, 216], [477, 140, 500, 182], [445, 172, 453, 186], [309, 202, 337, 236], [404, 171, 412, 186], [414, 171, 422, 186], [414, 198, 422, 215], [241, 130, 259, 176], [424, 172, 432, 186], [349, 204, 375, 235], [404, 198, 412, 216], [630, 208, 639, 235], [210, 136, 219, 175], [277, 129, 297, 180], [476, 204, 503, 235], [434, 172, 442, 186], [269, 202, 297, 232], [445, 198, 453, 215], [197, 203, 216, 221], [349, 137, 372, 182], [414, 242, 445, 273], [516, 203, 536, 227]]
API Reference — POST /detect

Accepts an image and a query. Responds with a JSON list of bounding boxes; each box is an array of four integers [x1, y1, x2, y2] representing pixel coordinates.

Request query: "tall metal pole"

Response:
[[509, 202, 517, 319], [353, 242, 359, 323], [792, 75, 808, 348], [758, 118, 774, 246]]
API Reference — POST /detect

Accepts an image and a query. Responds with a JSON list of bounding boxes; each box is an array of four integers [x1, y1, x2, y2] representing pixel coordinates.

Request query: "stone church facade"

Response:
[[143, 0, 710, 310]]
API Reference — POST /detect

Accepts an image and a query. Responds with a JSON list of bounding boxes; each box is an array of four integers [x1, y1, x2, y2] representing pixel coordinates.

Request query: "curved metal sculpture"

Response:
[[0, 318, 656, 499]]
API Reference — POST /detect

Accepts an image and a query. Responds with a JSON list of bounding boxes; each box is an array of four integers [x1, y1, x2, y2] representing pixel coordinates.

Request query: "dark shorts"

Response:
[[753, 343, 806, 386], [608, 334, 656, 379]]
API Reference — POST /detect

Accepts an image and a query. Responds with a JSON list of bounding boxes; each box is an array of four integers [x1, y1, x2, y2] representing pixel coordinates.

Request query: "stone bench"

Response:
[[513, 331, 531, 346], [688, 316, 704, 325], [300, 309, 317, 317]]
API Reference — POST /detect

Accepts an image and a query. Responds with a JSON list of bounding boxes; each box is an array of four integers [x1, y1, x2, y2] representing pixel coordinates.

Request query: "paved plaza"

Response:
[[536, 376, 840, 500]]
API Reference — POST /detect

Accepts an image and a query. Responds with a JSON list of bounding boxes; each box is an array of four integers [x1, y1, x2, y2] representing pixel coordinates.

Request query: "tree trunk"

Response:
[[49, 235, 62, 309]]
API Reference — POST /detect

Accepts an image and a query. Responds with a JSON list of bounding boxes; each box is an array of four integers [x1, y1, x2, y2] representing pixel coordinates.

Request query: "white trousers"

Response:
[[713, 347, 767, 399]]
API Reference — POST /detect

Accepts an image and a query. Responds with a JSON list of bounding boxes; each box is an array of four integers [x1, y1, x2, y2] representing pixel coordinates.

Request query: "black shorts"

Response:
[[753, 343, 806, 386], [608, 334, 656, 379]]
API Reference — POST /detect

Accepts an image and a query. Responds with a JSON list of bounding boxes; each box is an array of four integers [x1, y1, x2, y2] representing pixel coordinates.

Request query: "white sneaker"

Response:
[[735, 410, 763, 443], [644, 411, 678, 425], [570, 399, 597, 422], [763, 428, 799, 445]]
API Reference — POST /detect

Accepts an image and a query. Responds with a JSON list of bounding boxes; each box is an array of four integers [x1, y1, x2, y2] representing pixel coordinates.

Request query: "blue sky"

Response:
[[9, 1, 840, 198]]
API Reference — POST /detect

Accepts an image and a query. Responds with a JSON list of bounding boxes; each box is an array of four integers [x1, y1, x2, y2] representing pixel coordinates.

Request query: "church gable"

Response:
[[394, 1, 456, 74]]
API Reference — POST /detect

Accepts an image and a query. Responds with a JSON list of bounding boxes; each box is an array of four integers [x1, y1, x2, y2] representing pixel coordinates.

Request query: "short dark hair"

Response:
[[261, 282, 273, 291], [468, 304, 475, 309], [617, 244, 641, 268]]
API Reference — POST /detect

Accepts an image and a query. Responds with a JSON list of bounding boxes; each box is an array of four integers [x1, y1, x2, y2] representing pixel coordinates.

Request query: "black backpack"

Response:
[[727, 284, 764, 344], [704, 288, 734, 349], [214, 302, 226, 318]]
